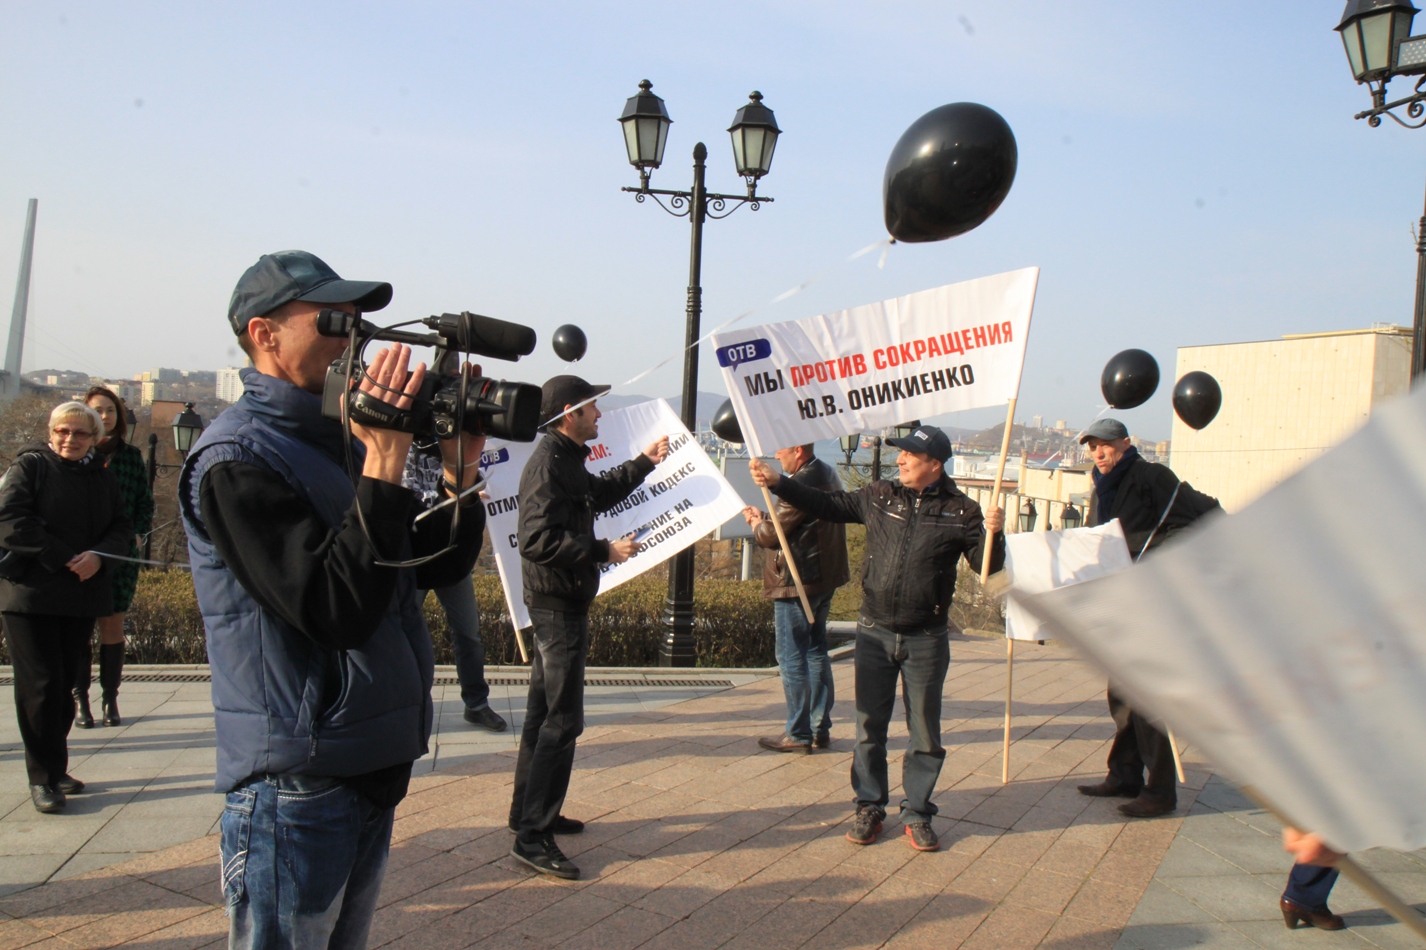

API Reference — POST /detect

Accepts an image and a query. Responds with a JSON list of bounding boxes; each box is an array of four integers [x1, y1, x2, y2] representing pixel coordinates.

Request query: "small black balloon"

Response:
[[883, 102, 1018, 243], [1101, 349, 1160, 410], [711, 399, 744, 444], [1172, 371, 1222, 430], [551, 324, 587, 362]]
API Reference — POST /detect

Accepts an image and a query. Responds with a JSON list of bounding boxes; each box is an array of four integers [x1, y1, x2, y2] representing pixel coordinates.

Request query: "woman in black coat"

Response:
[[0, 402, 132, 813]]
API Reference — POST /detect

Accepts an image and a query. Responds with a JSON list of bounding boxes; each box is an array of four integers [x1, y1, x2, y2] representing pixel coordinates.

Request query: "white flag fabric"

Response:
[[1016, 385, 1426, 854], [1003, 522, 1133, 642], [474, 439, 539, 633], [709, 268, 1038, 456], [487, 399, 746, 631]]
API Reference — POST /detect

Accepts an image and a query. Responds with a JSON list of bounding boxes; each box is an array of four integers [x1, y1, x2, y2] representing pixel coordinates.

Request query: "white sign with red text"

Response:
[[484, 399, 746, 631], [710, 268, 1038, 456]]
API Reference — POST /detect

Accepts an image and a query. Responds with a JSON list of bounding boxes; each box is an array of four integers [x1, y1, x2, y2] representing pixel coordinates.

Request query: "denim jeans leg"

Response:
[[897, 628, 950, 822], [516, 608, 588, 840], [226, 775, 395, 950], [774, 599, 812, 742], [852, 624, 901, 812], [435, 574, 490, 710], [805, 591, 836, 739]]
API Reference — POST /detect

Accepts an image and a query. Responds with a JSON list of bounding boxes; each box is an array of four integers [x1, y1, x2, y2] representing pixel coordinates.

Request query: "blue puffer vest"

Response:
[[180, 369, 433, 792]]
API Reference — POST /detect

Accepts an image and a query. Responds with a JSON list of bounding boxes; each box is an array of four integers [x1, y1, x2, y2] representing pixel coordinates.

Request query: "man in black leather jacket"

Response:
[[751, 424, 1003, 853], [742, 444, 849, 754], [510, 376, 668, 880]]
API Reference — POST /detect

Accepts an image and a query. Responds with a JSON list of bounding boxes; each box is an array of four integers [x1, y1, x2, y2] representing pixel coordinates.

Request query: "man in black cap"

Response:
[[180, 251, 487, 949], [509, 376, 668, 879], [750, 424, 1004, 853], [1075, 417, 1219, 818]]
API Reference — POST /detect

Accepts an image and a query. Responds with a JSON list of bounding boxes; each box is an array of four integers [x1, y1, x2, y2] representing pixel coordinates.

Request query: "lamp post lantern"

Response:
[[1335, 0, 1426, 379], [172, 402, 204, 455], [1060, 503, 1083, 531], [619, 81, 779, 667]]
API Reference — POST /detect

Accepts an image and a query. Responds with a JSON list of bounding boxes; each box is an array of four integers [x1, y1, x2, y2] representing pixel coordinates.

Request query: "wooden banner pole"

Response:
[[980, 398, 1017, 584], [514, 626, 530, 664], [1001, 637, 1015, 784], [761, 486, 815, 624], [1167, 727, 1186, 784]]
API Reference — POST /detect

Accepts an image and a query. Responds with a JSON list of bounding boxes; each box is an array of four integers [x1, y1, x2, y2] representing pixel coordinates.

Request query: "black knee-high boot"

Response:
[[99, 642, 123, 727], [73, 636, 94, 729]]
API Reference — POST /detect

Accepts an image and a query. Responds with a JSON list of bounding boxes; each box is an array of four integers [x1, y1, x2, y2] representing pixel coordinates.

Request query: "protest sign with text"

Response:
[[472, 439, 538, 633], [709, 268, 1038, 455], [487, 399, 746, 631]]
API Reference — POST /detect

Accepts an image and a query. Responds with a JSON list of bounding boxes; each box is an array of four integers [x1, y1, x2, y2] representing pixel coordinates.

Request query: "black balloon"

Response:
[[551, 324, 587, 362], [711, 399, 744, 444], [1101, 349, 1160, 410], [883, 102, 1018, 243], [1172, 371, 1222, 430]]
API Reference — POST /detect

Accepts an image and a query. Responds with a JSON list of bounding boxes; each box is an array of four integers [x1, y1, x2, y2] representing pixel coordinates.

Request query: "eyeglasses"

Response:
[[51, 427, 96, 440]]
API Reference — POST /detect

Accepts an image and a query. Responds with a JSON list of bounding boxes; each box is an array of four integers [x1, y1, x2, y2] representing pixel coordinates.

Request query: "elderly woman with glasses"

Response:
[[0, 401, 133, 813], [75, 386, 154, 728]]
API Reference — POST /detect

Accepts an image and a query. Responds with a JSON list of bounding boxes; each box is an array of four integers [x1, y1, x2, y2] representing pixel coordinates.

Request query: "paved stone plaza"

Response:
[[2, 637, 1425, 949]]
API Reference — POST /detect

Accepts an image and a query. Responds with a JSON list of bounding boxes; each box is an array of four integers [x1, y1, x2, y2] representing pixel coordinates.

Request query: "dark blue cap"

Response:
[[885, 424, 953, 462], [228, 250, 393, 335]]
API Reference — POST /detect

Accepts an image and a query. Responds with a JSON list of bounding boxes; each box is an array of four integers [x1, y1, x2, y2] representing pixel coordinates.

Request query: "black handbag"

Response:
[[0, 458, 46, 581]]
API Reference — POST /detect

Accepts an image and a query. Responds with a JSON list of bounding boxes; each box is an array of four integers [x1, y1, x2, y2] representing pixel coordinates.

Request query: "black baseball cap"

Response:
[[540, 375, 611, 427], [885, 424, 953, 462], [1078, 418, 1130, 444], [228, 250, 393, 335]]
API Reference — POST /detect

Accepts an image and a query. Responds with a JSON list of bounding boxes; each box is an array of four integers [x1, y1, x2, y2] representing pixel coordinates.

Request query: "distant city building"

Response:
[[1031, 414, 1043, 428], [216, 367, 244, 404], [1055, 419, 1067, 431], [1170, 326, 1410, 512]]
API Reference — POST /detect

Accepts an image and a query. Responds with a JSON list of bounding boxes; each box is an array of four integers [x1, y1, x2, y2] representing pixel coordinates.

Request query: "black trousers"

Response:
[[3, 612, 93, 785], [1105, 688, 1177, 803], [510, 607, 588, 841]]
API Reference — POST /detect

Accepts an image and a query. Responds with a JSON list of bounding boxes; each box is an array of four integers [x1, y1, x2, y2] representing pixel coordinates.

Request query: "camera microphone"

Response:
[[424, 313, 536, 362]]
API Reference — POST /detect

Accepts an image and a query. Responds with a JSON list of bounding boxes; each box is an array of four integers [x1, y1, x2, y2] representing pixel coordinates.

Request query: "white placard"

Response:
[[487, 399, 747, 630], [1002, 522, 1133, 641], [710, 268, 1038, 456]]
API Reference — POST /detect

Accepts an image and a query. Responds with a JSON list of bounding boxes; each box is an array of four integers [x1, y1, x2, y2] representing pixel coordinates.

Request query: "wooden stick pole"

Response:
[[1240, 787, 1426, 940], [514, 626, 530, 664], [1001, 637, 1015, 784], [1167, 727, 1186, 784], [980, 398, 1018, 584], [760, 486, 815, 624]]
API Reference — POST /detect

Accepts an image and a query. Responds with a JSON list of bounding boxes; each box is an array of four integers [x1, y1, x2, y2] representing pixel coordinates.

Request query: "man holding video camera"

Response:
[[180, 251, 487, 950], [509, 376, 668, 880]]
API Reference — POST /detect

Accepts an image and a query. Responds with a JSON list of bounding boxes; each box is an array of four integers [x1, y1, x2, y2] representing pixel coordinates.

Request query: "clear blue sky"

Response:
[[0, 1, 1418, 440]]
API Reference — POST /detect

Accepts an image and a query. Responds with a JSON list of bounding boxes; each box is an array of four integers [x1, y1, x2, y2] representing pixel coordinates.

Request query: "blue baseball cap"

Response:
[[228, 250, 393, 335], [885, 424, 953, 462]]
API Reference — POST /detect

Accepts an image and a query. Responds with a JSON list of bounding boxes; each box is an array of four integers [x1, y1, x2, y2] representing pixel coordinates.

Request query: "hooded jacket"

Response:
[[0, 444, 132, 616]]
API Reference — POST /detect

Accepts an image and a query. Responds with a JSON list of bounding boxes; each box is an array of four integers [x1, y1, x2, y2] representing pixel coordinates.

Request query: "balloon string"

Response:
[[541, 237, 893, 429]]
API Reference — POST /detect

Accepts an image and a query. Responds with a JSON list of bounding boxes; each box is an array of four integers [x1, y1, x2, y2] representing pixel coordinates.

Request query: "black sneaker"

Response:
[[507, 815, 585, 835], [813, 733, 830, 749], [511, 835, 580, 880], [904, 821, 939, 852], [463, 705, 508, 732], [56, 775, 85, 795], [30, 785, 65, 813], [846, 806, 884, 845]]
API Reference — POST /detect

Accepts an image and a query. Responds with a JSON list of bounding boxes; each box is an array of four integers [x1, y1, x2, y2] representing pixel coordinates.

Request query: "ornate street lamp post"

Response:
[[619, 80, 781, 667], [1336, 0, 1426, 378], [144, 403, 205, 564]]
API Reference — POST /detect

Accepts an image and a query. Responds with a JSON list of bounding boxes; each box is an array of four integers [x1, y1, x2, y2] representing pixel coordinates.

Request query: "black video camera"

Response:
[[318, 309, 544, 442]]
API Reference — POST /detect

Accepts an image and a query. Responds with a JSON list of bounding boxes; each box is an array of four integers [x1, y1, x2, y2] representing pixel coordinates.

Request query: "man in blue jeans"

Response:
[[182, 251, 486, 949], [750, 424, 1003, 852], [741, 443, 848, 753], [404, 449, 506, 732]]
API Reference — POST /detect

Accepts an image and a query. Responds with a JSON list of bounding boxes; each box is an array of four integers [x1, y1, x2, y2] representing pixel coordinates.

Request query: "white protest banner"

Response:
[[1002, 522, 1132, 642], [709, 268, 1038, 456], [487, 399, 746, 631], [474, 438, 539, 633]]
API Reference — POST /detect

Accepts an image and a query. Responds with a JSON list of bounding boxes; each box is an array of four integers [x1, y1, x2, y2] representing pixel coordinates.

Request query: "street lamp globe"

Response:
[[1018, 499, 1038, 533], [619, 80, 672, 177], [172, 402, 204, 456], [727, 91, 781, 182], [1337, 0, 1419, 82]]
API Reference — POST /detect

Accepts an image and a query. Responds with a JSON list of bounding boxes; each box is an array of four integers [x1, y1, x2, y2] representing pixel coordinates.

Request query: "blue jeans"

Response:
[[511, 607, 587, 840], [773, 591, 836, 743], [852, 621, 950, 823], [1284, 862, 1340, 911], [433, 574, 490, 711], [222, 775, 395, 950]]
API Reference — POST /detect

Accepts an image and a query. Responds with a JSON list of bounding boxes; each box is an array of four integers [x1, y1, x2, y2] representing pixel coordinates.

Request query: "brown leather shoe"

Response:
[[1077, 781, 1141, 798], [1281, 898, 1345, 931], [1117, 795, 1176, 818], [758, 735, 812, 754]]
